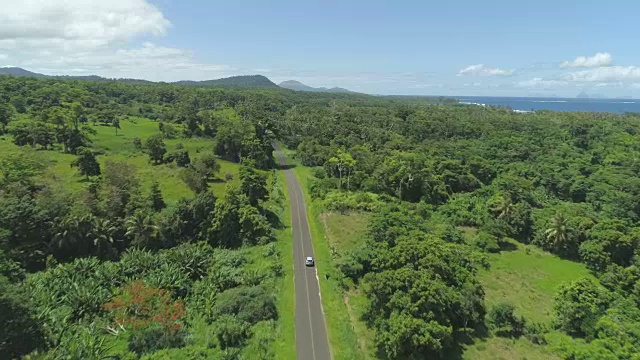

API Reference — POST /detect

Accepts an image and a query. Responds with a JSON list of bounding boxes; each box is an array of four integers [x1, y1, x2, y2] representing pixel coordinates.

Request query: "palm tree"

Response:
[[492, 195, 514, 220], [90, 218, 117, 259], [125, 211, 158, 249], [53, 216, 80, 252], [545, 213, 571, 253], [53, 214, 95, 259]]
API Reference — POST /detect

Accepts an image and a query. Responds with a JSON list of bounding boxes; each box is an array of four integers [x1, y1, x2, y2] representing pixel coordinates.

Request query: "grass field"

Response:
[[462, 337, 562, 360], [280, 147, 363, 360], [478, 237, 594, 325], [320, 211, 376, 359], [0, 117, 240, 203], [318, 214, 592, 360]]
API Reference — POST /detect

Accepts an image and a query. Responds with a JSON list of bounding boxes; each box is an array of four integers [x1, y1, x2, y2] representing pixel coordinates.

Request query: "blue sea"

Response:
[[455, 96, 640, 114]]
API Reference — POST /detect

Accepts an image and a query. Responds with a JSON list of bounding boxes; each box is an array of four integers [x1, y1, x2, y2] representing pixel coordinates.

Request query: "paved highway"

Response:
[[275, 146, 332, 360]]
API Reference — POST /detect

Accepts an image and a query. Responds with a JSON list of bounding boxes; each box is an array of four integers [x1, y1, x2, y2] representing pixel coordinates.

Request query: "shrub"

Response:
[[174, 150, 191, 168], [308, 177, 335, 200], [311, 167, 327, 179], [524, 322, 548, 345], [473, 231, 500, 253], [554, 278, 612, 337], [488, 302, 525, 337], [212, 285, 277, 325], [129, 325, 187, 355], [103, 281, 185, 333], [215, 315, 251, 349], [0, 276, 46, 357], [44, 325, 111, 360]]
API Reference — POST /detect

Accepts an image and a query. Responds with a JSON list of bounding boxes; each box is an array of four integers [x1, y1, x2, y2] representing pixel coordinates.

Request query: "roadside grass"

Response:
[[319, 212, 370, 254], [320, 211, 376, 359], [462, 337, 562, 360], [0, 117, 239, 204], [280, 147, 363, 360], [271, 170, 296, 359]]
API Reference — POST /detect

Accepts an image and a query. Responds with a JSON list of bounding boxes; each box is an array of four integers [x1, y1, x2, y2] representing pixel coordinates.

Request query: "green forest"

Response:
[[2, 74, 640, 359]]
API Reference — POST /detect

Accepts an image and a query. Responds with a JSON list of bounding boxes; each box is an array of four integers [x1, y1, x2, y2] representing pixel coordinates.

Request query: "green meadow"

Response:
[[0, 117, 240, 203]]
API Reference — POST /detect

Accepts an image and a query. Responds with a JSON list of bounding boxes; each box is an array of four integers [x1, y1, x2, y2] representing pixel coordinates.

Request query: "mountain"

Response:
[[576, 91, 590, 99], [0, 66, 48, 78], [0, 67, 277, 89], [279, 80, 318, 92], [175, 75, 278, 88], [279, 80, 353, 93]]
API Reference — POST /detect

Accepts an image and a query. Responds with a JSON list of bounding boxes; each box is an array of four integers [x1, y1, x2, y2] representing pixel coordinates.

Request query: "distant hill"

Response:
[[176, 75, 278, 88], [576, 91, 590, 99], [0, 66, 48, 78], [0, 67, 277, 89], [279, 80, 353, 93]]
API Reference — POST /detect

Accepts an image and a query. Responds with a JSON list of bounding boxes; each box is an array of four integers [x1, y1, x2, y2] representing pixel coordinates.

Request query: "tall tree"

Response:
[[145, 134, 167, 165], [239, 164, 268, 207], [71, 147, 101, 179], [0, 101, 15, 133], [148, 181, 166, 212], [327, 149, 356, 190], [112, 117, 121, 136]]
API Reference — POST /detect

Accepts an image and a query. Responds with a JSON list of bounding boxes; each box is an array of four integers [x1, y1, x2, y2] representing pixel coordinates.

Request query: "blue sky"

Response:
[[1, 0, 639, 97]]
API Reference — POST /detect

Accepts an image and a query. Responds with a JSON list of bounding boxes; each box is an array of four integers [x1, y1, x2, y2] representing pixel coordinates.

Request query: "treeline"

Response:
[[279, 102, 640, 358]]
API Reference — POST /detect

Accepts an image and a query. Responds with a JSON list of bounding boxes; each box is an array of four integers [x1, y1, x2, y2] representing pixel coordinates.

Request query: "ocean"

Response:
[[455, 96, 640, 114]]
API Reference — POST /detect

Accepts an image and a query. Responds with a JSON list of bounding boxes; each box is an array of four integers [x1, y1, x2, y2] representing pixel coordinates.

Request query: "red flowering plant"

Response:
[[103, 280, 185, 334]]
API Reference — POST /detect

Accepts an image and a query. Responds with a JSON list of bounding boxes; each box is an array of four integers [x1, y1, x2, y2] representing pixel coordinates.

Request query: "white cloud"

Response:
[[516, 77, 568, 89], [411, 83, 435, 88], [560, 66, 640, 82], [560, 52, 612, 68], [457, 64, 514, 77], [0, 1, 242, 82], [22, 42, 234, 82], [0, 54, 7, 60], [0, 0, 170, 50]]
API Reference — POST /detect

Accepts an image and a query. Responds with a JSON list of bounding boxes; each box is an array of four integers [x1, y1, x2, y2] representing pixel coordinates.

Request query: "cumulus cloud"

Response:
[[516, 77, 568, 89], [0, 1, 244, 81], [560, 66, 640, 82], [560, 52, 612, 68], [410, 83, 444, 89], [21, 42, 234, 82], [457, 64, 514, 77], [0, 0, 170, 50]]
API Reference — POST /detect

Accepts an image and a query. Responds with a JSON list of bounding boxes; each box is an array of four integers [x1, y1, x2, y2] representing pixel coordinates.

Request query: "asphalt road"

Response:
[[275, 146, 332, 360]]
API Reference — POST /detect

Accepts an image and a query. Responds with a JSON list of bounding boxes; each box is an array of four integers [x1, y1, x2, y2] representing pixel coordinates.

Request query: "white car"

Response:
[[305, 256, 314, 267]]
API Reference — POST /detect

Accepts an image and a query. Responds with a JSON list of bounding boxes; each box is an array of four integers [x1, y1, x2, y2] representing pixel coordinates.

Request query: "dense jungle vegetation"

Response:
[[2, 74, 640, 359], [278, 96, 640, 359]]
